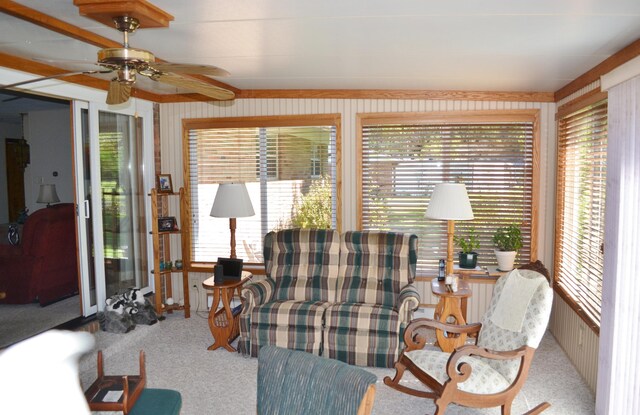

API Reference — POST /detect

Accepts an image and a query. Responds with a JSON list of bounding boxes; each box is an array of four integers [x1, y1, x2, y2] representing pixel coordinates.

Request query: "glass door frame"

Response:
[[73, 99, 155, 315]]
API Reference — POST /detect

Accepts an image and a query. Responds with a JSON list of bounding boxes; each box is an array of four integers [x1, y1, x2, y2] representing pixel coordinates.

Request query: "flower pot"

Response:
[[458, 252, 478, 269], [494, 250, 517, 271]]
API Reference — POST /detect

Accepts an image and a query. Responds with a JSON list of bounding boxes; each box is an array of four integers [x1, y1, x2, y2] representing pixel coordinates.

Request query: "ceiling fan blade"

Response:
[[106, 80, 132, 105], [149, 62, 230, 77], [150, 73, 235, 100], [0, 70, 113, 91]]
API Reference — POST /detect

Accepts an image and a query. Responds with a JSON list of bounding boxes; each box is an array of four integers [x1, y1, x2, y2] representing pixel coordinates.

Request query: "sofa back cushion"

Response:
[[335, 231, 417, 307], [264, 229, 341, 302]]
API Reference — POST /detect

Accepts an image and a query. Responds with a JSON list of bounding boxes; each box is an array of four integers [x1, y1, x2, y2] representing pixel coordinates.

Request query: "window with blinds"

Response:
[[358, 112, 538, 274], [555, 98, 607, 330], [185, 116, 339, 264]]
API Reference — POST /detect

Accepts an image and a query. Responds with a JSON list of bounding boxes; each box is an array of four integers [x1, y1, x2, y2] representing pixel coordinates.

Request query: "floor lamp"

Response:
[[210, 183, 255, 259], [425, 183, 474, 276]]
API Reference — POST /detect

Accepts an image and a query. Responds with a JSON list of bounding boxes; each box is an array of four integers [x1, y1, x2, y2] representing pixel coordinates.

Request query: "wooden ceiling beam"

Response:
[[0, 1, 121, 49], [0, 0, 239, 97], [73, 0, 173, 29]]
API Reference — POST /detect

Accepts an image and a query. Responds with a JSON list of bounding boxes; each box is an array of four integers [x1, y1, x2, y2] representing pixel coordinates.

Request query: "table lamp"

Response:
[[37, 184, 60, 207], [425, 183, 474, 276], [210, 183, 255, 259]]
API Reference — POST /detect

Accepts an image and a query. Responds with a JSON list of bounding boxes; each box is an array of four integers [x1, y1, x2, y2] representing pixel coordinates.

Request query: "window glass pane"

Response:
[[360, 116, 536, 274], [188, 121, 337, 263], [556, 99, 607, 327]]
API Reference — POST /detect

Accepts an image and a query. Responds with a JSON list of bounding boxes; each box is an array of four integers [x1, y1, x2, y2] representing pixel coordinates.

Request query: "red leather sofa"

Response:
[[0, 203, 79, 305]]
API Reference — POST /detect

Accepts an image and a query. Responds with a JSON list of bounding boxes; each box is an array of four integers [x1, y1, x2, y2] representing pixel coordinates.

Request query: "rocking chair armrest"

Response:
[[445, 344, 532, 384], [403, 318, 482, 350]]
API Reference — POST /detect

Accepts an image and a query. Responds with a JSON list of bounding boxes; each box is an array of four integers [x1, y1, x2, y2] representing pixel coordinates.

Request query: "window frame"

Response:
[[554, 91, 608, 335], [182, 114, 342, 273], [355, 110, 540, 276]]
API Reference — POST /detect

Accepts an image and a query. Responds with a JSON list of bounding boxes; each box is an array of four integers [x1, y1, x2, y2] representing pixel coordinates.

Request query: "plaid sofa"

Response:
[[238, 228, 419, 368]]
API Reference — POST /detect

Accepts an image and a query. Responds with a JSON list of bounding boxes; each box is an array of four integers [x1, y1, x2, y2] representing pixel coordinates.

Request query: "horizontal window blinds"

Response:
[[361, 120, 535, 274], [556, 99, 607, 328], [188, 124, 336, 263]]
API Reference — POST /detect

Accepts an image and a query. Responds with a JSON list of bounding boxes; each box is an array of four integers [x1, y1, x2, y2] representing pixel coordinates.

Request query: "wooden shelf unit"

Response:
[[150, 187, 190, 318]]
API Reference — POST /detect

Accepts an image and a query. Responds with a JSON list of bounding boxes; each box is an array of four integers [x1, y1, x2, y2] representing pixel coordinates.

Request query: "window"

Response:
[[357, 111, 539, 274], [555, 96, 607, 331], [184, 115, 340, 264]]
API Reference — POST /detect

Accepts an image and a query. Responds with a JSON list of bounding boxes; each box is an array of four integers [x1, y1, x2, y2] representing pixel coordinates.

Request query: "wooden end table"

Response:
[[202, 271, 252, 352], [431, 278, 472, 352]]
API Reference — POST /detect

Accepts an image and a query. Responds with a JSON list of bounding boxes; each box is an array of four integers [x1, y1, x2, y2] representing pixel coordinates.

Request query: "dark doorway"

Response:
[[5, 138, 29, 221]]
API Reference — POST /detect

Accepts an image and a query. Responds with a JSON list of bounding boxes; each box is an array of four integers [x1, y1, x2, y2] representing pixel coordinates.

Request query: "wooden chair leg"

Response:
[[523, 402, 551, 415]]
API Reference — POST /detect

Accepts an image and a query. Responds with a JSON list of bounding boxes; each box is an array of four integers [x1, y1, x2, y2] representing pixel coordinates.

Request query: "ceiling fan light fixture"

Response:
[[97, 47, 155, 66], [117, 65, 136, 84]]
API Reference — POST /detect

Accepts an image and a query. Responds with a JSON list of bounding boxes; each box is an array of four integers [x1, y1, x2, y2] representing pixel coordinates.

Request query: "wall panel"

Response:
[[159, 97, 556, 326], [549, 294, 599, 393]]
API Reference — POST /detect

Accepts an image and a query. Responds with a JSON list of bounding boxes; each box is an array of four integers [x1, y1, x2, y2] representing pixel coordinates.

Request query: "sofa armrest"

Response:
[[0, 244, 22, 257], [242, 277, 275, 313], [397, 283, 420, 324]]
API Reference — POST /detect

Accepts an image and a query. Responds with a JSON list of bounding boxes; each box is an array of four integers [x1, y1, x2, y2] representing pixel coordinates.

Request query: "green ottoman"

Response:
[[130, 388, 182, 415]]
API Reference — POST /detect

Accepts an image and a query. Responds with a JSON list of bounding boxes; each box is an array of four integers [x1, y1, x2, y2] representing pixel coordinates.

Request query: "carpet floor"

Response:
[[78, 312, 595, 415], [0, 295, 81, 348]]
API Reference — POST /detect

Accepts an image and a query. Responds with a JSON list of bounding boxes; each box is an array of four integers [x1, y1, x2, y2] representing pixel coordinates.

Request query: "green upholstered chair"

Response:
[[130, 389, 182, 415], [257, 345, 377, 415]]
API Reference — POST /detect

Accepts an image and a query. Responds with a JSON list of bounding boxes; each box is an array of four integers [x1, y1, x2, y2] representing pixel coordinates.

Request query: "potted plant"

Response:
[[492, 224, 523, 271], [454, 228, 480, 269]]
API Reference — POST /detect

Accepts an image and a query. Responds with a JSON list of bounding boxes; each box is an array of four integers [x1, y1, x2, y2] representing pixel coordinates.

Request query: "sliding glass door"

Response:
[[74, 101, 154, 315]]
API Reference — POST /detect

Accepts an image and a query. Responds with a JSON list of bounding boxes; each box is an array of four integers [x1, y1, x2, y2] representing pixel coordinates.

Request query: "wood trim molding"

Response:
[[357, 109, 540, 126], [555, 37, 640, 102], [556, 90, 608, 120], [236, 89, 555, 102], [554, 284, 600, 335], [182, 113, 342, 130]]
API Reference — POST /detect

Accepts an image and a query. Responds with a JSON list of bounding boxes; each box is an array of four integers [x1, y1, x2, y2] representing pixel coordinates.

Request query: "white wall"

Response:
[[0, 121, 23, 223], [23, 108, 73, 215], [159, 98, 557, 312]]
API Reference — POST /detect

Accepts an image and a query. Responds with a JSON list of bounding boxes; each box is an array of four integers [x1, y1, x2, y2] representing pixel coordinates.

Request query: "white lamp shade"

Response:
[[37, 184, 60, 204], [425, 182, 474, 220], [210, 183, 255, 218]]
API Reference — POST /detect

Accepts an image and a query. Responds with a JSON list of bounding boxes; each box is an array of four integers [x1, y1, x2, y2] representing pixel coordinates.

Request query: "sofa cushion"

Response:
[[335, 231, 417, 307], [251, 300, 330, 355], [265, 229, 340, 302], [323, 303, 400, 367]]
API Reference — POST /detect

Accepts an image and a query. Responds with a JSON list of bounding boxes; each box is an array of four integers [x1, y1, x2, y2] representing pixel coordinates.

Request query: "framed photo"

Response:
[[156, 173, 173, 193], [158, 216, 178, 232]]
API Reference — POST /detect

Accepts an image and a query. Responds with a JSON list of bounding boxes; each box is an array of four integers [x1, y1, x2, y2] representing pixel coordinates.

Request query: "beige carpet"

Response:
[[78, 313, 595, 415], [0, 295, 81, 348]]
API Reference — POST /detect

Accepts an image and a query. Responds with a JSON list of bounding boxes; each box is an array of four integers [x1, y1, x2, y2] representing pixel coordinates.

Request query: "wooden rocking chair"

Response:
[[384, 261, 553, 415]]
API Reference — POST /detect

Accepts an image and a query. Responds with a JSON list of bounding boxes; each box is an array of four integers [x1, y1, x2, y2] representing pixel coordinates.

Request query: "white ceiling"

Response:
[[1, 0, 640, 96]]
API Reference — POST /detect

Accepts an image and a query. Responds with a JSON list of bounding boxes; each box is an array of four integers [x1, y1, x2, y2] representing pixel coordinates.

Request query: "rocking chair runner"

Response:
[[384, 261, 553, 415]]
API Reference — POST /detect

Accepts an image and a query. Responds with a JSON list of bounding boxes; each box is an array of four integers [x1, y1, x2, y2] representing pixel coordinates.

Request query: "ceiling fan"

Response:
[[1, 16, 234, 105]]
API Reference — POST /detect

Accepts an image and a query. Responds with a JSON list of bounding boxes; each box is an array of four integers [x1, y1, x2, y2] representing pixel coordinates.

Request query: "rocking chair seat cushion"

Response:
[[405, 349, 510, 394]]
